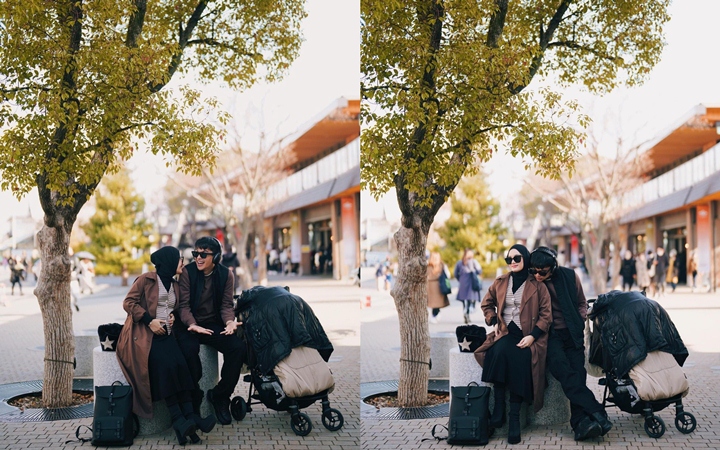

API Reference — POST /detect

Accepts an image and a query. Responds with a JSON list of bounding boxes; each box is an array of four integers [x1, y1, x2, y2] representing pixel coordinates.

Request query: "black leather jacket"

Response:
[[236, 286, 334, 375], [588, 290, 688, 377]]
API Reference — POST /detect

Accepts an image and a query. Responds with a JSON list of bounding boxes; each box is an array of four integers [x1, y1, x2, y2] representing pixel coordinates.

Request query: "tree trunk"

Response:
[[393, 225, 431, 406], [582, 229, 606, 297], [35, 224, 75, 408]]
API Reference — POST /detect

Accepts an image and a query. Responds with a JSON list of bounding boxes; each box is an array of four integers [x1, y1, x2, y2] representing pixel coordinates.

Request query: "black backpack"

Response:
[[67, 381, 139, 446], [92, 381, 138, 446], [426, 382, 491, 445]]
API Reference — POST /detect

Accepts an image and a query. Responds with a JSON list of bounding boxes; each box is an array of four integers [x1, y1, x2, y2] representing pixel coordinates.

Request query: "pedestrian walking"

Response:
[[8, 257, 24, 295], [454, 249, 482, 324], [666, 249, 679, 292], [427, 252, 450, 323], [619, 250, 636, 291], [635, 253, 651, 294], [688, 250, 698, 291], [654, 247, 669, 296]]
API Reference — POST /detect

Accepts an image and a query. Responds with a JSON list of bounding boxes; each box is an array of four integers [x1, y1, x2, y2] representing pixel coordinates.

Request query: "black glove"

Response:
[[486, 316, 497, 326]]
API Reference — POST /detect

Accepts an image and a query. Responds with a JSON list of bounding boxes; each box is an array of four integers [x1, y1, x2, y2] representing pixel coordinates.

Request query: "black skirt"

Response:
[[148, 334, 195, 402], [481, 321, 533, 403]]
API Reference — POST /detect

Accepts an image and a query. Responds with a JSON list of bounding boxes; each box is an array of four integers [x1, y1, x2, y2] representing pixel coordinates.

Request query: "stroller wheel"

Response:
[[321, 408, 344, 431], [644, 415, 666, 438], [230, 396, 247, 421], [675, 412, 697, 434], [290, 412, 312, 436]]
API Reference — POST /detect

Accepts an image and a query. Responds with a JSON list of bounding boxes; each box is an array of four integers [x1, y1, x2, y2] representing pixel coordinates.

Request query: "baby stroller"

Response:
[[230, 286, 344, 436], [588, 290, 697, 438]]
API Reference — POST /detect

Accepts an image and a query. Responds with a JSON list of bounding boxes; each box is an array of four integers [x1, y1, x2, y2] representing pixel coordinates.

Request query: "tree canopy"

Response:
[[0, 0, 305, 223], [362, 0, 669, 212]]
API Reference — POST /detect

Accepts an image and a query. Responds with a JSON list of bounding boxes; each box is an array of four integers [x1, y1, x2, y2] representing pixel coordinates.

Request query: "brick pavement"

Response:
[[0, 275, 360, 449], [360, 275, 720, 450]]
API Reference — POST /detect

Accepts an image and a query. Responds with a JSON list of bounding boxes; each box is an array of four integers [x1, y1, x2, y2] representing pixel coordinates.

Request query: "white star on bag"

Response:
[[101, 336, 115, 350], [459, 337, 472, 351]]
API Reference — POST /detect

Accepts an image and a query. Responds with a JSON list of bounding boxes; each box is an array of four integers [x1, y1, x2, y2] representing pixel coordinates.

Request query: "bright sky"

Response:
[[363, 0, 720, 222], [0, 0, 360, 232]]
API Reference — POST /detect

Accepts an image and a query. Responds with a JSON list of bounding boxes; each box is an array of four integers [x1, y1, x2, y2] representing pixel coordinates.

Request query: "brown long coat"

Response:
[[116, 272, 178, 419], [474, 274, 552, 412], [427, 265, 450, 309]]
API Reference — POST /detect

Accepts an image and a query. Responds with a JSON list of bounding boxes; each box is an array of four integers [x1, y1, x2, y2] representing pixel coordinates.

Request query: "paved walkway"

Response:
[[361, 272, 720, 450], [0, 274, 360, 449]]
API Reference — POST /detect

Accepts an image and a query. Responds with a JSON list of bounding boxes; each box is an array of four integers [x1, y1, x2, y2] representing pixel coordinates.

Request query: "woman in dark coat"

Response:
[[475, 244, 552, 444], [116, 246, 215, 445], [619, 250, 636, 291]]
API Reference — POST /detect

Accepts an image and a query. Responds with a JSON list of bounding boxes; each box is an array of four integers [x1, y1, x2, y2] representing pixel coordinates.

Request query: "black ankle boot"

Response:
[[507, 401, 521, 444], [169, 403, 196, 445], [188, 432, 201, 444], [181, 401, 216, 433], [489, 386, 506, 428], [591, 411, 613, 436]]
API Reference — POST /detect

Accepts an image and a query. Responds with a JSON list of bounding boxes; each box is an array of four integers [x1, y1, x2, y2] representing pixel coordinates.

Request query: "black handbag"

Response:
[[92, 381, 138, 446], [438, 267, 452, 295], [447, 382, 491, 445], [98, 323, 123, 351], [470, 271, 482, 292], [455, 325, 487, 352]]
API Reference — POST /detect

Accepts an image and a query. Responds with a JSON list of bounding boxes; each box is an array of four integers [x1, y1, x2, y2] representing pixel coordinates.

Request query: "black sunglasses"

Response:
[[504, 255, 522, 264], [529, 267, 551, 276], [191, 251, 213, 259]]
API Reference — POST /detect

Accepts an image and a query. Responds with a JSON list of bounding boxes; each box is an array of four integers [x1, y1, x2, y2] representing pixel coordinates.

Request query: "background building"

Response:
[[264, 97, 360, 279], [620, 104, 720, 291]]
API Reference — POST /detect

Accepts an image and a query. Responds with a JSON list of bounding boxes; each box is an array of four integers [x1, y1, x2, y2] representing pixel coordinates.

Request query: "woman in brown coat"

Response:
[[427, 252, 450, 323], [475, 244, 552, 444], [116, 246, 215, 445]]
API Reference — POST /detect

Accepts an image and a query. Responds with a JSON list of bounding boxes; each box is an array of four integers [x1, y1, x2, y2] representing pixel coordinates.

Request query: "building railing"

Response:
[[624, 142, 720, 208], [267, 137, 360, 202]]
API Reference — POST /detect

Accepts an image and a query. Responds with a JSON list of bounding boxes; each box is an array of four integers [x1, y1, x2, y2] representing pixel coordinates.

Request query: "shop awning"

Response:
[[620, 186, 692, 224], [684, 173, 720, 205], [265, 165, 360, 218]]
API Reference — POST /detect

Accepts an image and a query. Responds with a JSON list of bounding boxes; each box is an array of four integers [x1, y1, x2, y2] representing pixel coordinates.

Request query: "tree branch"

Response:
[[486, 0, 508, 48], [150, 0, 208, 93], [125, 0, 147, 48], [185, 38, 260, 58], [547, 41, 623, 63], [510, 0, 571, 94]]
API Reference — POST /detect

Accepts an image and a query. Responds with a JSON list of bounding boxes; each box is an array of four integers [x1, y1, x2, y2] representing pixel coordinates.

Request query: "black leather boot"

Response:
[[168, 404, 196, 445], [591, 411, 613, 436], [489, 385, 506, 428], [574, 416, 602, 441], [507, 401, 521, 444], [181, 401, 217, 433]]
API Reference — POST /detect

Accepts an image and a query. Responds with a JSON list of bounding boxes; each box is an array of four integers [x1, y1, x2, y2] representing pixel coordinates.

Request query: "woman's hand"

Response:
[[517, 335, 535, 348], [149, 319, 166, 335]]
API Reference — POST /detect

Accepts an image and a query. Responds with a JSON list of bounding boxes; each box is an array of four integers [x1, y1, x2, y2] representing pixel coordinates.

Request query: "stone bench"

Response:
[[93, 344, 219, 435], [74, 331, 97, 378], [448, 347, 570, 433], [429, 332, 457, 379]]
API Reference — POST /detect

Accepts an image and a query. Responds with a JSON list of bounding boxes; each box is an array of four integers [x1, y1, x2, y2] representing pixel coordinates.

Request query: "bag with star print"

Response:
[[455, 325, 486, 353], [98, 323, 123, 352]]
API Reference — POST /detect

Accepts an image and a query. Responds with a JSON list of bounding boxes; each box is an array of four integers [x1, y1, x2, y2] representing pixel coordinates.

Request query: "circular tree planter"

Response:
[[0, 379, 94, 422], [361, 379, 449, 420]]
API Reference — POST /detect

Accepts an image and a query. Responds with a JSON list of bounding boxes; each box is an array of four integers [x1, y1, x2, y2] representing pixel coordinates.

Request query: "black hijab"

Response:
[[508, 244, 531, 294], [151, 246, 181, 292]]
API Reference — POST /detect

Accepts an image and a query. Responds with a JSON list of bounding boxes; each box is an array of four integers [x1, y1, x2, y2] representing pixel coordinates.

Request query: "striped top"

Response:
[[156, 283, 176, 334], [502, 277, 525, 329]]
